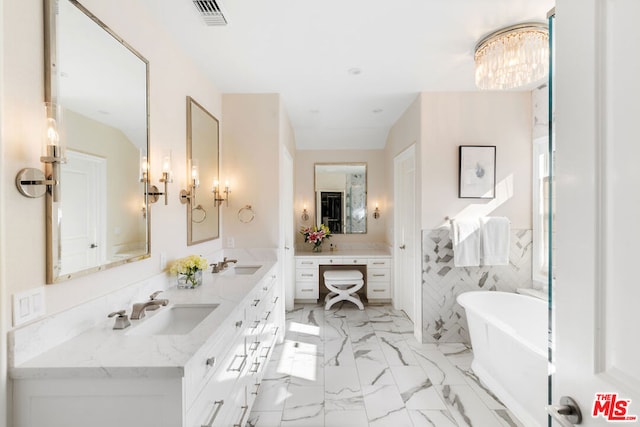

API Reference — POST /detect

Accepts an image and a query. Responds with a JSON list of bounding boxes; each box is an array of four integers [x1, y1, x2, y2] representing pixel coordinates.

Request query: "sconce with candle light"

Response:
[[179, 159, 200, 205], [301, 203, 310, 221], [15, 103, 67, 201], [213, 179, 230, 207], [373, 202, 380, 219], [140, 149, 173, 205]]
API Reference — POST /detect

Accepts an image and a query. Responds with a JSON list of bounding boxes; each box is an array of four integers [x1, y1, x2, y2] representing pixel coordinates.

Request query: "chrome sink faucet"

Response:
[[210, 257, 238, 273], [131, 298, 169, 320]]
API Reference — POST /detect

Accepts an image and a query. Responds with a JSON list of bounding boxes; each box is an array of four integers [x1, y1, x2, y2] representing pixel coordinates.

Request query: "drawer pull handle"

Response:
[[249, 361, 261, 373], [227, 354, 247, 372], [233, 405, 249, 427], [301, 288, 313, 292], [372, 262, 385, 265], [273, 296, 279, 304], [235, 320, 243, 328], [249, 341, 260, 352], [205, 356, 216, 367], [252, 299, 261, 307], [301, 261, 313, 265], [273, 326, 279, 336], [263, 311, 271, 321], [373, 289, 385, 292], [250, 320, 261, 330], [301, 273, 314, 277], [201, 400, 224, 427], [263, 286, 268, 291], [372, 274, 386, 277], [251, 382, 261, 395]]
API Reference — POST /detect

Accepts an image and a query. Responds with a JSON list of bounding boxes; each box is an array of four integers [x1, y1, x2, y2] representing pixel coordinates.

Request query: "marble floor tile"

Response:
[[249, 303, 528, 427], [325, 409, 369, 427]]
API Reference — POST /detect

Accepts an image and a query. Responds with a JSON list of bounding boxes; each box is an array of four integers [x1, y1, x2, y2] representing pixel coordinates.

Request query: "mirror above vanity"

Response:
[[44, 0, 150, 282], [314, 163, 367, 234]]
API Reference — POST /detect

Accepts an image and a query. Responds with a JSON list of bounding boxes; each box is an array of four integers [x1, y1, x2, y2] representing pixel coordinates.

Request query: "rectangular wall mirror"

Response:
[[45, 0, 150, 282], [186, 96, 220, 245], [314, 163, 367, 234]]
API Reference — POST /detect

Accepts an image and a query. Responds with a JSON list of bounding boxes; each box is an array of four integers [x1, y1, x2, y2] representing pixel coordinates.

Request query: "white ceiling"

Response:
[[138, 0, 554, 150]]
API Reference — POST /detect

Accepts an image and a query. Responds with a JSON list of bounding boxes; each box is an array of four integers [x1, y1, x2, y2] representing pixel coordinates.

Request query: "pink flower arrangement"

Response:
[[300, 224, 331, 250]]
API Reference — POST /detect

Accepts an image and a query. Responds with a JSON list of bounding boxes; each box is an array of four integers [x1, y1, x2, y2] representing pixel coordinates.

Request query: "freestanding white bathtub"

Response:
[[457, 291, 548, 427]]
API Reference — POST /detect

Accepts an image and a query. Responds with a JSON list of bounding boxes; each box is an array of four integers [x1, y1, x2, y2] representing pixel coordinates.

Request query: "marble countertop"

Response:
[[9, 261, 276, 380], [294, 248, 391, 257]]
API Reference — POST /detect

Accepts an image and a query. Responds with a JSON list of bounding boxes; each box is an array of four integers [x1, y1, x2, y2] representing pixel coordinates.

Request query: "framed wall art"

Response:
[[458, 145, 496, 199]]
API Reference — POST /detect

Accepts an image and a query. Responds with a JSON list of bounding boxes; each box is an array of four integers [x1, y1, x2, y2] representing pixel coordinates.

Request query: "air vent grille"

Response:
[[192, 0, 227, 26]]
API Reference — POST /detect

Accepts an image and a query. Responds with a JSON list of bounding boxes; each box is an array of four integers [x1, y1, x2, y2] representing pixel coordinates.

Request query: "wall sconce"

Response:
[[301, 204, 310, 221], [213, 179, 230, 207], [179, 159, 200, 205], [15, 103, 66, 202], [140, 150, 172, 205], [373, 202, 381, 219]]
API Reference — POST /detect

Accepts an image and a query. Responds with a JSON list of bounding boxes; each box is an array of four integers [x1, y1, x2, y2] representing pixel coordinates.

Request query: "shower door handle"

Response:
[[546, 396, 582, 426]]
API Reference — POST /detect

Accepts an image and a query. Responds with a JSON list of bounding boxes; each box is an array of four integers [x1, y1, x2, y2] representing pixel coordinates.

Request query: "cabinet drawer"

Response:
[[296, 258, 318, 268], [367, 268, 391, 282], [295, 281, 319, 299], [320, 257, 343, 265], [343, 257, 367, 265], [367, 283, 391, 299], [296, 269, 318, 281], [368, 258, 391, 268]]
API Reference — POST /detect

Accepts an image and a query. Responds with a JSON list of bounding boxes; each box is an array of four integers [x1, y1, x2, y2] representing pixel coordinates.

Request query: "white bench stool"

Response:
[[323, 270, 364, 310]]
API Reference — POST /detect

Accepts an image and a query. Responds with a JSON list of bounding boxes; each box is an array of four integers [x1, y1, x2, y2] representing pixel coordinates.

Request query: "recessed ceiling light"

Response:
[[372, 108, 383, 114], [348, 67, 362, 76], [309, 109, 320, 114]]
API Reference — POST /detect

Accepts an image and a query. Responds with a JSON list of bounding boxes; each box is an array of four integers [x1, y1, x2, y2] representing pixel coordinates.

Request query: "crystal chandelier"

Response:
[[474, 23, 549, 90]]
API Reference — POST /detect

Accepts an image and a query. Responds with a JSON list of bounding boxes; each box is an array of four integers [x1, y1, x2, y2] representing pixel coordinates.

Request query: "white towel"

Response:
[[480, 216, 510, 265], [451, 219, 481, 267]]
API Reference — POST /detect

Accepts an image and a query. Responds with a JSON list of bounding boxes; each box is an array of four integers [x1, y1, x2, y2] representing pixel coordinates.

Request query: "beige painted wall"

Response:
[[222, 94, 295, 249], [1, 0, 223, 327], [294, 149, 388, 247], [421, 92, 532, 230]]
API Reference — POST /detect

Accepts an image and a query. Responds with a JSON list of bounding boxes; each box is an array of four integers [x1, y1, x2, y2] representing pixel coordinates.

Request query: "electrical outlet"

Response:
[[13, 287, 46, 327], [227, 237, 235, 248], [160, 252, 167, 270]]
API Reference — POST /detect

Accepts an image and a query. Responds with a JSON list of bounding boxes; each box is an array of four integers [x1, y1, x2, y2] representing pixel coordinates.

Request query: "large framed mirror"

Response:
[[45, 0, 150, 282], [186, 97, 220, 245], [314, 163, 367, 234]]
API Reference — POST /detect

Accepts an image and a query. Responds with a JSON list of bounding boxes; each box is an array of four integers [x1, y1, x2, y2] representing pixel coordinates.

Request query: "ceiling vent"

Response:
[[192, 0, 228, 26]]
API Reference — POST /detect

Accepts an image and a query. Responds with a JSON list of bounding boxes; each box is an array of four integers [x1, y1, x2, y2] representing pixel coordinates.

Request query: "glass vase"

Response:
[[312, 244, 322, 253], [177, 269, 203, 289]]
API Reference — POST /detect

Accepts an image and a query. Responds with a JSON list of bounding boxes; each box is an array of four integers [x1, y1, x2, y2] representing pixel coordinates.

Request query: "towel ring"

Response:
[[192, 205, 207, 223], [238, 205, 255, 223]]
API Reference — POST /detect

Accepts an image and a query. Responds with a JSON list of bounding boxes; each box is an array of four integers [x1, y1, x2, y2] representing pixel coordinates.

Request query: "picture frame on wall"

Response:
[[458, 145, 496, 199]]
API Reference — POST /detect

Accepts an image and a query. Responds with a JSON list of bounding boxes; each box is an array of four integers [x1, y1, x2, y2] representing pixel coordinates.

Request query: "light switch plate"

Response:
[[13, 287, 46, 327]]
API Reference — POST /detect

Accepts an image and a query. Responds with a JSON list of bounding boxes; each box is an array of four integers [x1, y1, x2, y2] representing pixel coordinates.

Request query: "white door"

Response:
[[553, 1, 640, 425], [393, 145, 420, 337], [280, 146, 295, 312], [59, 150, 106, 275]]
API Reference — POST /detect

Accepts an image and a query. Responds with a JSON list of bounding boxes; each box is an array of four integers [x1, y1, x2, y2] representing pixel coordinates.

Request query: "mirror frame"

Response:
[[44, 0, 151, 283], [186, 96, 220, 245], [314, 162, 368, 234]]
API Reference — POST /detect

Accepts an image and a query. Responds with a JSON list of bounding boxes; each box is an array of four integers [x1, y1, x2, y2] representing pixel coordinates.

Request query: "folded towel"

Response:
[[451, 219, 481, 267], [480, 216, 510, 265]]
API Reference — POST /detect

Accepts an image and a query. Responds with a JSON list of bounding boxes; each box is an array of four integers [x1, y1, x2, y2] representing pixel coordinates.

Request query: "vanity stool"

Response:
[[324, 270, 364, 310]]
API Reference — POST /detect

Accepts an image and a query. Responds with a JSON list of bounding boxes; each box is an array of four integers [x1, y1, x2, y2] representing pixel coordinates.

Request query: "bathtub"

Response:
[[457, 291, 548, 427]]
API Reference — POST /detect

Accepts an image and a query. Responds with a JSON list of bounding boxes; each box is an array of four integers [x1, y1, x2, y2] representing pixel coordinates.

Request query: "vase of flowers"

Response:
[[170, 254, 208, 289], [300, 224, 331, 252]]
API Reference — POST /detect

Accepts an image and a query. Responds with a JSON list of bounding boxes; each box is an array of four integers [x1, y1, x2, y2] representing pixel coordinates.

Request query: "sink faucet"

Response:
[[210, 257, 238, 273], [131, 299, 169, 320]]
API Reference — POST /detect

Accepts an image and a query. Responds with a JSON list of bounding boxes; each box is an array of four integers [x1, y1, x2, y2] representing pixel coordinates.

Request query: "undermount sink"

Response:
[[127, 304, 218, 336], [223, 265, 261, 276]]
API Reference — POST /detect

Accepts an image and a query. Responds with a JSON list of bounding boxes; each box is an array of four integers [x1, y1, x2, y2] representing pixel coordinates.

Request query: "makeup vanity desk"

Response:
[[294, 248, 392, 303]]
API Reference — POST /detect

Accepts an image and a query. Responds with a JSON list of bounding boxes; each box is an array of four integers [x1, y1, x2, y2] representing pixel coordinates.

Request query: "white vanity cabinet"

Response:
[[294, 252, 392, 303], [12, 266, 284, 427]]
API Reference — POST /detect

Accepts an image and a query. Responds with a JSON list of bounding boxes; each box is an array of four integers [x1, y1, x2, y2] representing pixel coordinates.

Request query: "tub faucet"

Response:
[[131, 299, 169, 320], [210, 257, 238, 273]]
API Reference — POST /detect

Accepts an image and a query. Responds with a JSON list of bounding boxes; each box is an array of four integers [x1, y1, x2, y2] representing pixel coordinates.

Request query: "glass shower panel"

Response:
[[547, 8, 556, 426]]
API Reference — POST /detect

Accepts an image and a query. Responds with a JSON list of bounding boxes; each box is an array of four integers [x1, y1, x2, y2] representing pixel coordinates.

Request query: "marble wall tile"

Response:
[[421, 228, 533, 344]]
